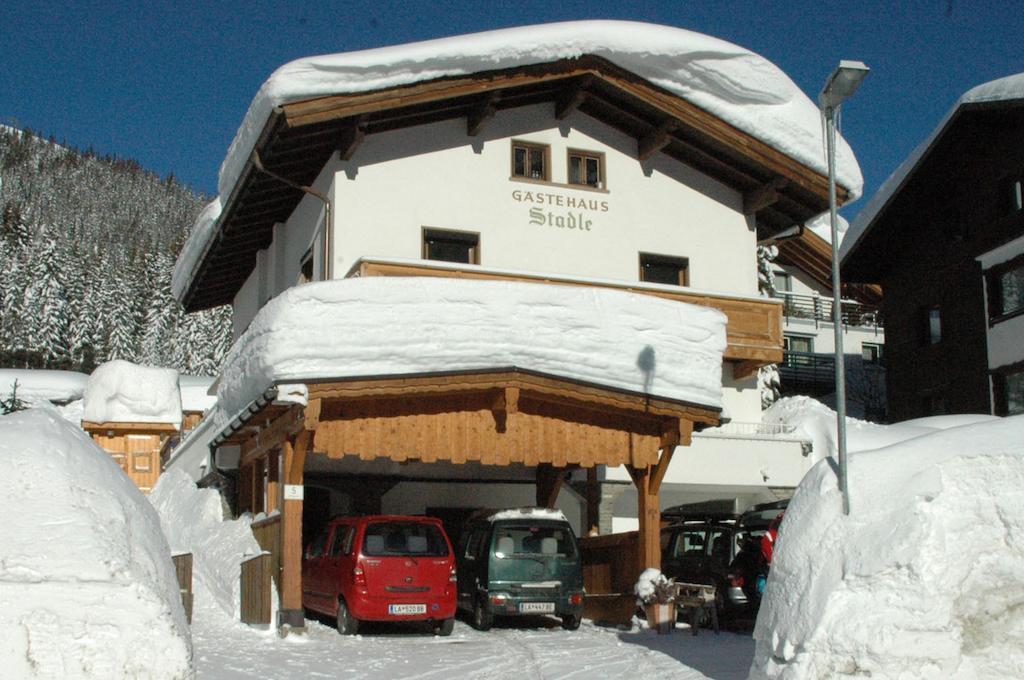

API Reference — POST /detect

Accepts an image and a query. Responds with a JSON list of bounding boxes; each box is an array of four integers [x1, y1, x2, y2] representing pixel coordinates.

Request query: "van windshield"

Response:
[[493, 525, 577, 558], [363, 522, 449, 557]]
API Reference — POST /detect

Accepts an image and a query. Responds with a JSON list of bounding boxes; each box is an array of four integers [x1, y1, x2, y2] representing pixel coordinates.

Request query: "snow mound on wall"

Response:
[[149, 470, 266, 619], [210, 276, 726, 431], [0, 409, 193, 679], [750, 415, 1024, 679], [0, 368, 89, 403], [83, 360, 182, 426]]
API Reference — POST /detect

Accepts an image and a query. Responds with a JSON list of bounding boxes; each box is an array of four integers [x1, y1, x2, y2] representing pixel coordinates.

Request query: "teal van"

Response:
[[456, 508, 584, 631]]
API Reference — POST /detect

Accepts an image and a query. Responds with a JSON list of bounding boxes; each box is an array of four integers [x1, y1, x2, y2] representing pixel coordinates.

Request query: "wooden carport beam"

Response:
[[536, 463, 566, 508], [637, 120, 678, 160], [278, 429, 312, 633], [490, 386, 519, 433], [467, 93, 500, 136], [337, 115, 368, 161]]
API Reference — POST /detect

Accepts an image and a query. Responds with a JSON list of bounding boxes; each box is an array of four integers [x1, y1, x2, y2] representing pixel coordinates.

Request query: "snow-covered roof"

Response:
[[179, 374, 217, 413], [172, 20, 862, 302], [0, 368, 89, 404], [752, 413, 1024, 678], [82, 360, 183, 427], [842, 71, 1024, 266], [488, 508, 569, 523], [208, 276, 726, 436], [0, 409, 192, 677]]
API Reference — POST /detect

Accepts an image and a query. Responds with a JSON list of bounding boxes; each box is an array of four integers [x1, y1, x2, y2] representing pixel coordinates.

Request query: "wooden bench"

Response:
[[674, 582, 719, 635]]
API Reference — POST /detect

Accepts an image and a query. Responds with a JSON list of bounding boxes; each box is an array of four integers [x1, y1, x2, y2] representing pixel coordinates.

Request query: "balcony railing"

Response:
[[779, 351, 837, 396], [771, 291, 882, 330]]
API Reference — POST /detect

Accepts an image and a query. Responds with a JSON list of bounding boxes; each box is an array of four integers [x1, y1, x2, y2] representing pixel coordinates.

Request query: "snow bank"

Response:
[[210, 276, 726, 433], [0, 409, 193, 679], [83, 360, 182, 426], [751, 415, 1024, 679], [174, 20, 863, 301], [844, 71, 1024, 265], [761, 396, 998, 464], [149, 470, 265, 619], [0, 368, 89, 403], [179, 375, 217, 413]]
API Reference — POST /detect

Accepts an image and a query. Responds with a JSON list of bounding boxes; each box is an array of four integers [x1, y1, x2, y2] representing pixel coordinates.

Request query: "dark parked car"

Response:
[[457, 508, 585, 631], [660, 500, 787, 620], [302, 515, 457, 635]]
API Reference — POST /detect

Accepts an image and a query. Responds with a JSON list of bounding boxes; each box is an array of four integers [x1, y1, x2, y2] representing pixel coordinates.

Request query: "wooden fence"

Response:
[[251, 514, 282, 596], [172, 552, 193, 624], [240, 552, 273, 626], [578, 531, 641, 625]]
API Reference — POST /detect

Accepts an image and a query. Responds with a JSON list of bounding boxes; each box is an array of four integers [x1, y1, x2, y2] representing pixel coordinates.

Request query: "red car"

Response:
[[302, 515, 457, 635]]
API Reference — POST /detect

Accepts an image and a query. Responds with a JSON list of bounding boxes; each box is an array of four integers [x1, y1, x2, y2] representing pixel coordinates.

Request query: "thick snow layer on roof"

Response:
[[751, 414, 1024, 679], [803, 211, 848, 245], [83, 360, 182, 426], [179, 374, 217, 413], [843, 71, 1024, 266], [149, 470, 266, 620], [0, 368, 89, 403], [174, 21, 862, 301], [210, 276, 725, 432], [0, 409, 193, 678]]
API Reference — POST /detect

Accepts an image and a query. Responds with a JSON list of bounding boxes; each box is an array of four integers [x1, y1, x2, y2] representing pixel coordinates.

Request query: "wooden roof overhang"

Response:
[[775, 230, 883, 306], [182, 55, 847, 312], [220, 369, 721, 473], [82, 421, 180, 435]]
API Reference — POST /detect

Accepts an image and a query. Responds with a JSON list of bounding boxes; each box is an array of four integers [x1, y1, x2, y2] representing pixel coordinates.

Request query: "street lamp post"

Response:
[[819, 60, 869, 516]]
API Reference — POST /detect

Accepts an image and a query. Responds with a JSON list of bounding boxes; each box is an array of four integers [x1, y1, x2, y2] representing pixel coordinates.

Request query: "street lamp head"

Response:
[[819, 60, 870, 110]]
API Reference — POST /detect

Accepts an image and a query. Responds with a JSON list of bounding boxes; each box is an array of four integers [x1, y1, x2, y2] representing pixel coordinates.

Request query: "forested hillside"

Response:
[[0, 126, 231, 374]]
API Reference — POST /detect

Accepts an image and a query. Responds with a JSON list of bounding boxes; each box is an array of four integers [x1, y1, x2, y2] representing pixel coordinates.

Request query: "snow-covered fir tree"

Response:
[[0, 126, 231, 374]]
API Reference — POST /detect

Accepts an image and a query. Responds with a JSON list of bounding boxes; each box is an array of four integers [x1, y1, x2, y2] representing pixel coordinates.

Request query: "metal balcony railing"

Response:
[[771, 291, 882, 330], [779, 351, 837, 396]]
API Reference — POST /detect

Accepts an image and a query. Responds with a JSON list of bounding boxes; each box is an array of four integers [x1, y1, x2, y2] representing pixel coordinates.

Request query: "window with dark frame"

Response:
[[862, 343, 883, 364], [568, 150, 604, 188], [511, 142, 548, 181], [422, 228, 480, 265], [993, 366, 1024, 416], [921, 305, 942, 345], [639, 253, 689, 286], [986, 255, 1024, 323], [1005, 174, 1024, 214]]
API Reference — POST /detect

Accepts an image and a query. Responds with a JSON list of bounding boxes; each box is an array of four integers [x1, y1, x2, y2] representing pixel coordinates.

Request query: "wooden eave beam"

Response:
[[239, 405, 307, 467], [337, 115, 368, 161], [467, 94, 500, 136], [82, 421, 179, 434], [637, 120, 678, 160], [555, 77, 591, 120], [744, 178, 789, 215]]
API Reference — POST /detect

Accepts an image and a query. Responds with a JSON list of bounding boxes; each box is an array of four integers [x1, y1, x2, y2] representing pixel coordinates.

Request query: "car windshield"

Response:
[[493, 525, 577, 558], [362, 522, 449, 557]]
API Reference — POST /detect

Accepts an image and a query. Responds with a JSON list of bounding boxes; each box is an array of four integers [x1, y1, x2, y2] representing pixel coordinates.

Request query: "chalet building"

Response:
[[169, 22, 862, 630], [842, 73, 1024, 421], [771, 221, 886, 421]]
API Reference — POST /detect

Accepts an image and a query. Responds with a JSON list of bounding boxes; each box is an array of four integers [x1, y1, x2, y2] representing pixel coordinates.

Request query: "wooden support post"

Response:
[[278, 429, 312, 633], [555, 78, 590, 120], [629, 464, 661, 571], [536, 463, 564, 508], [266, 449, 280, 515], [586, 466, 600, 536]]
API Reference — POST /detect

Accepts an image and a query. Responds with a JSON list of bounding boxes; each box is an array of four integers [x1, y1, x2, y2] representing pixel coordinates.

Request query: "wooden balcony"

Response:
[[348, 258, 783, 375]]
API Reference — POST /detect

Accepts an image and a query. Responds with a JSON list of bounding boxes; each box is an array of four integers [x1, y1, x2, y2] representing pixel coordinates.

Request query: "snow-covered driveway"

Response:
[[192, 615, 754, 679]]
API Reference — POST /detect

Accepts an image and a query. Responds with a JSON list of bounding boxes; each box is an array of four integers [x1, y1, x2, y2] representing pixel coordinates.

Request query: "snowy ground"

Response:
[[191, 613, 754, 680]]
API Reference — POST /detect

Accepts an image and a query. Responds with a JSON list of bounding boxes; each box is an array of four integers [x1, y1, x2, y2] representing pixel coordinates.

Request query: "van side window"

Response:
[[309, 528, 330, 558]]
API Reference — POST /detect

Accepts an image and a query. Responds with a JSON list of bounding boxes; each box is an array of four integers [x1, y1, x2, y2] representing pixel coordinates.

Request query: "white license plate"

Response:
[[519, 602, 555, 613], [388, 604, 426, 615]]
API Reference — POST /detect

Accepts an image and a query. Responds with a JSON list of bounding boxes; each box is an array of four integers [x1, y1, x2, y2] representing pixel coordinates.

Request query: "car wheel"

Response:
[[472, 597, 493, 631], [434, 617, 455, 636], [561, 614, 581, 631], [336, 598, 359, 635]]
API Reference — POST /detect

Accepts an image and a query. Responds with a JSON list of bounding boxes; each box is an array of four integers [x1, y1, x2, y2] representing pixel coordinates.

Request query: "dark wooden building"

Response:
[[842, 79, 1024, 421]]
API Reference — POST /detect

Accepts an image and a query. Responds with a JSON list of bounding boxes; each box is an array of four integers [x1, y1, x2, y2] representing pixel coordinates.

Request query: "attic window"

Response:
[[512, 142, 548, 181], [568, 150, 604, 189]]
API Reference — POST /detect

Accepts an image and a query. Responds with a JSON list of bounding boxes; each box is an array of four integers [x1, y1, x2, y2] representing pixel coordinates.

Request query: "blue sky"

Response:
[[1, 1, 1021, 220]]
